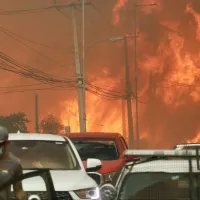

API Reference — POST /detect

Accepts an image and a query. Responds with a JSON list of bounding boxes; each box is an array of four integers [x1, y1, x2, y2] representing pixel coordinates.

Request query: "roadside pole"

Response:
[[124, 36, 134, 148], [71, 6, 85, 132], [53, 2, 90, 132], [70, 2, 90, 132], [82, 0, 87, 131], [133, 5, 139, 149], [35, 93, 39, 133], [121, 79, 127, 141]]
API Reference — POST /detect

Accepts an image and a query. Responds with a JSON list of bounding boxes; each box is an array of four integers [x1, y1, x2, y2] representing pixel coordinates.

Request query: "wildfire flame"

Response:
[[187, 132, 200, 143], [60, 1, 200, 148]]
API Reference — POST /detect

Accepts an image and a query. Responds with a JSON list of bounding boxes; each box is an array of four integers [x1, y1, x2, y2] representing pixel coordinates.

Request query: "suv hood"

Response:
[[21, 170, 97, 191]]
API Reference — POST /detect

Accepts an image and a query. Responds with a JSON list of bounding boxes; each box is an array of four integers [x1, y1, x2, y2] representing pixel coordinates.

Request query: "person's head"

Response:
[[0, 126, 9, 157]]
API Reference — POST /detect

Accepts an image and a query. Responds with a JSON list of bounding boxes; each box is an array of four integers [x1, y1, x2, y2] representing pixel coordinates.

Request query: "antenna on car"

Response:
[[17, 130, 20, 134]]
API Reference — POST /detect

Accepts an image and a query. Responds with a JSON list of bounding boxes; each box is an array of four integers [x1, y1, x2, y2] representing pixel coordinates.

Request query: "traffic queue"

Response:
[[0, 129, 200, 200]]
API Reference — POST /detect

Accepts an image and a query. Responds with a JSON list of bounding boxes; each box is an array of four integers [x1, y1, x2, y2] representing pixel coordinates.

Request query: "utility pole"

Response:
[[133, 5, 139, 149], [82, 0, 87, 132], [121, 79, 127, 141], [124, 36, 134, 148], [52, 2, 90, 132], [70, 2, 90, 132], [35, 93, 39, 133], [133, 2, 157, 149], [50, 1, 89, 132], [72, 6, 85, 132], [109, 34, 137, 148]]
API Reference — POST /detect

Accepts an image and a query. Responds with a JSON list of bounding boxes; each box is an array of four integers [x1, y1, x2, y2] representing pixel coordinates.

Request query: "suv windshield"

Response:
[[71, 138, 119, 160], [7, 140, 79, 170], [118, 172, 199, 200]]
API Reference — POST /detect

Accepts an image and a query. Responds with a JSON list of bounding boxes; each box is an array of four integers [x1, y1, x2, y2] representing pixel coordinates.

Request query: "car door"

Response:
[[0, 169, 57, 200]]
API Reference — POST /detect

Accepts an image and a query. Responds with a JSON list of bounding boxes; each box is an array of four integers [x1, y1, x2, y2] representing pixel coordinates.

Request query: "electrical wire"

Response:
[[0, 27, 66, 68], [1, 85, 75, 94], [0, 1, 75, 15], [0, 82, 45, 89], [0, 51, 152, 101], [0, 26, 73, 51]]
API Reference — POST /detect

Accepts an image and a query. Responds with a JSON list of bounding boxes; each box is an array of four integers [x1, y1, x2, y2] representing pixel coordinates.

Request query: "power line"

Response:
[[0, 84, 75, 94], [0, 27, 66, 68], [0, 26, 73, 51], [0, 1, 76, 15], [0, 51, 152, 101], [0, 82, 45, 89]]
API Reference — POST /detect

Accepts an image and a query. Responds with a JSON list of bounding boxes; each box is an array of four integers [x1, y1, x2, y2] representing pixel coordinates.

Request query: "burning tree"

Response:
[[39, 113, 64, 134]]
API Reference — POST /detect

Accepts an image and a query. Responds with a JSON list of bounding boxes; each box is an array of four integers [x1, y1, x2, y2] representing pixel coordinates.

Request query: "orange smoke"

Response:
[[112, 0, 128, 25], [59, 0, 200, 148]]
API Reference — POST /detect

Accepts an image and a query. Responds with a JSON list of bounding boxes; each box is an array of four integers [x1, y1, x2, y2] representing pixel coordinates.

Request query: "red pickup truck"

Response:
[[66, 132, 130, 183]]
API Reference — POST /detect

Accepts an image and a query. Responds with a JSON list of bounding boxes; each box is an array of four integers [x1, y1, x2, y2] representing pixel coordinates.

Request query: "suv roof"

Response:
[[66, 132, 122, 139], [131, 159, 200, 173], [8, 133, 65, 141], [174, 143, 200, 149]]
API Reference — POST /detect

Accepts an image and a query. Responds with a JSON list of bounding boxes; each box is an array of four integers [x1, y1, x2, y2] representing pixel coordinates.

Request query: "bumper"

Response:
[[11, 191, 101, 200]]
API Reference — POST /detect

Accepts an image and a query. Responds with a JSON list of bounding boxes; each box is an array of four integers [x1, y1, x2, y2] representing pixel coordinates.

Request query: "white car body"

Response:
[[115, 159, 198, 190], [108, 157, 199, 200], [174, 143, 200, 150], [8, 133, 101, 200]]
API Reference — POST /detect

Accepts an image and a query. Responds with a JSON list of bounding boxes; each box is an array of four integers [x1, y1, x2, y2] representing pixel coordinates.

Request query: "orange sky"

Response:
[[1, 0, 200, 148]]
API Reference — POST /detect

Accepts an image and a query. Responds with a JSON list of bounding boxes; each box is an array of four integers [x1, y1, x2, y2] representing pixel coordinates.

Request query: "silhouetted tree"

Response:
[[0, 112, 30, 132], [39, 113, 64, 134]]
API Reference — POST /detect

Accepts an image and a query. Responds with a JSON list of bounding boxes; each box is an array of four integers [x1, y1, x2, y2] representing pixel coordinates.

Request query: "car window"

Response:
[[121, 137, 128, 149], [182, 146, 200, 150], [118, 172, 197, 200], [7, 140, 80, 170], [71, 138, 119, 160], [119, 137, 127, 151]]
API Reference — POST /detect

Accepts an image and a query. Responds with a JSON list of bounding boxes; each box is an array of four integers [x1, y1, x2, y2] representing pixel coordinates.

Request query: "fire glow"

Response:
[[60, 0, 200, 148]]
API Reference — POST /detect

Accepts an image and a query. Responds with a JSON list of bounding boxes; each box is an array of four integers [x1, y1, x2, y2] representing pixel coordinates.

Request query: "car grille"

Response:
[[11, 191, 73, 200]]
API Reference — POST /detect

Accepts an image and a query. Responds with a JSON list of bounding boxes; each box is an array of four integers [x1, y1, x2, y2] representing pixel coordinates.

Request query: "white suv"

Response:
[[8, 133, 102, 200], [100, 149, 200, 200], [174, 143, 200, 150]]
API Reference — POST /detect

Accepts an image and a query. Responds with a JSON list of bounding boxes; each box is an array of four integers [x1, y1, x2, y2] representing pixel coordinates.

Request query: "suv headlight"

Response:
[[74, 187, 100, 199], [103, 172, 117, 183]]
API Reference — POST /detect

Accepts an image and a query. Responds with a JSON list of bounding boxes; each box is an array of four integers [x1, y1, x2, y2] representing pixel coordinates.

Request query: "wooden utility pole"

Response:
[[68, 2, 90, 132], [82, 0, 87, 132], [121, 79, 126, 139], [35, 93, 39, 133], [133, 5, 139, 149], [124, 36, 134, 148]]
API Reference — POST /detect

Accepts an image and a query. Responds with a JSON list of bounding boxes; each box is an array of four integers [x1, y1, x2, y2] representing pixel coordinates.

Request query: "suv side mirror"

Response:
[[100, 183, 117, 200], [86, 158, 102, 172]]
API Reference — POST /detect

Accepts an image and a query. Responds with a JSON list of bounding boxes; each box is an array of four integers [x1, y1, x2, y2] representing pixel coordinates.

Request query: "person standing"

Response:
[[0, 126, 27, 200]]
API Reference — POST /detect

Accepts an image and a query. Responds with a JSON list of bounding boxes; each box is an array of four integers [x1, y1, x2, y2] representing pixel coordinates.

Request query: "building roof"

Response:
[[8, 133, 65, 142], [65, 132, 122, 139]]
